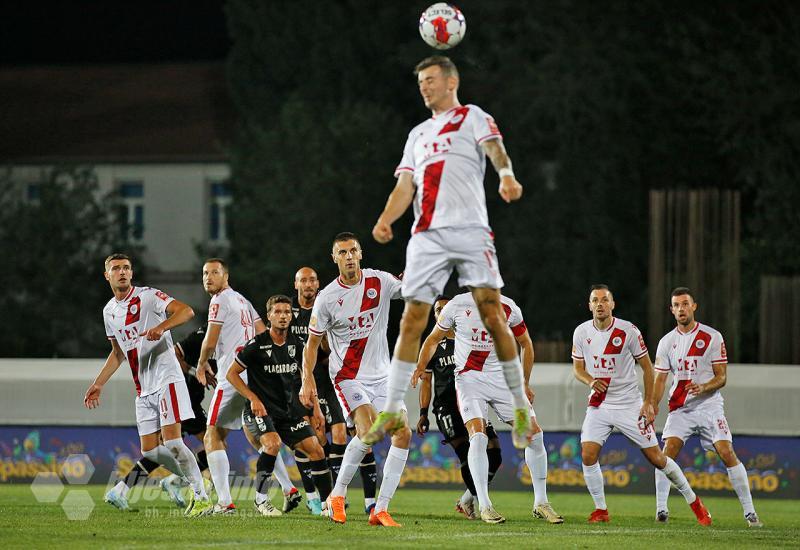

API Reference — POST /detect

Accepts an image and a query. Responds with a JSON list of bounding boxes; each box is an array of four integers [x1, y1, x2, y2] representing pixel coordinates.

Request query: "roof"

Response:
[[0, 62, 234, 163]]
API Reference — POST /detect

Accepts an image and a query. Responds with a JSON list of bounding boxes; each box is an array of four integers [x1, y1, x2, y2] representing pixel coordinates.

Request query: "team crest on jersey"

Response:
[[695, 339, 706, 349], [353, 393, 362, 401], [366, 288, 378, 299], [129, 304, 138, 315], [450, 113, 465, 125], [288, 345, 296, 358], [612, 336, 622, 347]]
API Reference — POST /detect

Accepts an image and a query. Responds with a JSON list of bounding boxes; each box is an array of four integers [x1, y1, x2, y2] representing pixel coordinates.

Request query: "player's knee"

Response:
[[261, 434, 280, 455], [718, 446, 738, 467], [581, 448, 599, 465], [391, 425, 412, 447], [399, 308, 428, 336]]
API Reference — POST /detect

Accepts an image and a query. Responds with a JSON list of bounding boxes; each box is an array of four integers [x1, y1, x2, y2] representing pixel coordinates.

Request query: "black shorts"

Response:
[[433, 401, 498, 443], [242, 409, 315, 448], [318, 384, 346, 427], [181, 407, 207, 437]]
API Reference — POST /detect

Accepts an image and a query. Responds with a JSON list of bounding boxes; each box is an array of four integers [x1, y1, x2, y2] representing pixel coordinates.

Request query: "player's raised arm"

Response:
[[143, 299, 194, 341], [481, 139, 522, 204], [412, 324, 448, 388], [197, 322, 221, 388], [84, 339, 126, 409], [300, 331, 323, 407], [373, 171, 415, 244]]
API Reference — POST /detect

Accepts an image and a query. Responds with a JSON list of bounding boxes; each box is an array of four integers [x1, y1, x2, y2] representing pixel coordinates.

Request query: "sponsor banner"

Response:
[[1, 426, 797, 498]]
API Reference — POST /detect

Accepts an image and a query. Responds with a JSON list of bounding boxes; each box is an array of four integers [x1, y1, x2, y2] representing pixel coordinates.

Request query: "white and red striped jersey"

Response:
[[395, 104, 502, 234], [103, 286, 183, 397], [571, 317, 649, 409], [308, 269, 402, 384], [436, 292, 528, 377], [207, 287, 260, 379], [655, 322, 727, 412]]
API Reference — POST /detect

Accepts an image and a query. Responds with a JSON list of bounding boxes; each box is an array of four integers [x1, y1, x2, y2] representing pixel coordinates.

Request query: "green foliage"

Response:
[[0, 166, 129, 357]]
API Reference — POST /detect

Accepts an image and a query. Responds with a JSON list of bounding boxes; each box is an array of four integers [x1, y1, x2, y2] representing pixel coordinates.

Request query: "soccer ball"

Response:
[[419, 3, 466, 50]]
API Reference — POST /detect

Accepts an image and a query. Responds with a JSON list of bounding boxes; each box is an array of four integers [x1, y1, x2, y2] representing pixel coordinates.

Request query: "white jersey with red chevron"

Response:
[[655, 322, 727, 412], [103, 286, 183, 397], [308, 269, 402, 384], [207, 287, 260, 379], [571, 317, 649, 409], [395, 103, 502, 234], [436, 292, 527, 377]]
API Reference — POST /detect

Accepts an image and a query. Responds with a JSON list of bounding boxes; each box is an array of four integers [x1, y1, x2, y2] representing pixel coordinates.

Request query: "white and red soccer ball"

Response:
[[419, 3, 466, 50]]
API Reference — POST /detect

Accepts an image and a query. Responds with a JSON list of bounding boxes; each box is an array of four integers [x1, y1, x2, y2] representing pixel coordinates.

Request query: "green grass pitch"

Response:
[[0, 485, 797, 549]]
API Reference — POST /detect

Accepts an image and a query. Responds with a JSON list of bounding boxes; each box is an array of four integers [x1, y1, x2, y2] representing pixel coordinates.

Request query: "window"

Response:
[[118, 181, 144, 243], [209, 181, 232, 243]]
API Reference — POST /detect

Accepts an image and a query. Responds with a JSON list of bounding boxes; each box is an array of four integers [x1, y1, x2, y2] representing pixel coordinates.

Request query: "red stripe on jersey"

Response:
[[334, 383, 351, 415], [669, 379, 691, 411], [414, 160, 445, 233], [168, 383, 181, 423], [460, 350, 490, 373], [687, 330, 712, 357], [511, 322, 527, 337], [588, 377, 611, 407], [501, 303, 512, 320], [437, 106, 470, 135], [126, 348, 142, 396], [602, 328, 627, 355], [125, 296, 141, 325], [208, 389, 223, 426], [334, 277, 382, 384]]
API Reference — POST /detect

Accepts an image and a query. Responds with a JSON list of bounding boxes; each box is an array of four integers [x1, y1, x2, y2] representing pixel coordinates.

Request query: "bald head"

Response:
[[294, 266, 319, 306]]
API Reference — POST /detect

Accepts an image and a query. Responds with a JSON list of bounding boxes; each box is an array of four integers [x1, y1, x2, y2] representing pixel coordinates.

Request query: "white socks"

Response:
[[383, 358, 416, 414], [499, 357, 529, 409], [331, 436, 370, 498], [582, 462, 606, 510], [468, 432, 491, 510], [655, 467, 671, 511], [113, 480, 128, 498], [272, 451, 295, 493], [142, 445, 184, 477], [375, 446, 409, 513], [660, 456, 696, 503], [727, 462, 756, 515], [525, 432, 548, 506], [164, 438, 206, 498], [207, 449, 232, 506]]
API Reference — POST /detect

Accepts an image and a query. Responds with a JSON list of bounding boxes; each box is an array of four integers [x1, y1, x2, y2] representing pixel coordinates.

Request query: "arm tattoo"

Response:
[[482, 139, 512, 172]]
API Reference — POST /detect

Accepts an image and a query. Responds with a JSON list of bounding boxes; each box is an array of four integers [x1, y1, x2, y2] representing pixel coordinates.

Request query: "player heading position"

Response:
[[571, 284, 711, 525], [414, 292, 562, 524], [653, 287, 762, 527], [367, 55, 531, 448], [300, 233, 410, 527], [86, 253, 210, 517]]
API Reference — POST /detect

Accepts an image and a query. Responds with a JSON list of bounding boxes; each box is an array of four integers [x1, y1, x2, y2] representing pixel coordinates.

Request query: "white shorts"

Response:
[[333, 377, 406, 418], [662, 404, 733, 451], [454, 370, 535, 425], [135, 380, 195, 436], [207, 376, 247, 430], [402, 226, 505, 304], [581, 403, 658, 449]]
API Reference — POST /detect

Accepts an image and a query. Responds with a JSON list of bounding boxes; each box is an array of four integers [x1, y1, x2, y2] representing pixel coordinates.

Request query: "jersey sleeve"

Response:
[[506, 300, 527, 337], [248, 299, 262, 324], [571, 327, 585, 361], [710, 332, 728, 364], [208, 293, 228, 325], [308, 296, 330, 336], [103, 312, 114, 341], [654, 337, 672, 373], [469, 105, 503, 145], [148, 287, 174, 316], [627, 325, 649, 360], [436, 300, 457, 332], [382, 271, 403, 300], [234, 338, 259, 370], [394, 131, 416, 177]]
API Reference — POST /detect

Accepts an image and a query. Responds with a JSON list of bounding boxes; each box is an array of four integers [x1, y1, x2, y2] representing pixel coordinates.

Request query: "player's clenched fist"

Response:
[[499, 176, 523, 203], [84, 383, 102, 409], [372, 219, 394, 244]]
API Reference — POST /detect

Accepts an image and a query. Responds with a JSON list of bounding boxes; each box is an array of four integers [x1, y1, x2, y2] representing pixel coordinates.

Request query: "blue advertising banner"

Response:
[[1, 426, 797, 498]]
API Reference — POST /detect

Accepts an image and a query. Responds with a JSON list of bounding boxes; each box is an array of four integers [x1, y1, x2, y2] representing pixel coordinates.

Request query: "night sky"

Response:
[[1, 2, 229, 65]]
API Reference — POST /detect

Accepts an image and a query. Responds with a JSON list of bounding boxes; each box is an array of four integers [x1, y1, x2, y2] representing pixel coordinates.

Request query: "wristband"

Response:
[[420, 407, 429, 417], [498, 167, 515, 179]]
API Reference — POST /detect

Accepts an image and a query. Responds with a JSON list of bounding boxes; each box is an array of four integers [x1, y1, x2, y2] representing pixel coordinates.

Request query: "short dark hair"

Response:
[[266, 294, 292, 315], [590, 284, 613, 299], [434, 294, 451, 303], [204, 258, 228, 273], [104, 253, 131, 270], [332, 232, 359, 248], [670, 287, 695, 302], [414, 55, 459, 79]]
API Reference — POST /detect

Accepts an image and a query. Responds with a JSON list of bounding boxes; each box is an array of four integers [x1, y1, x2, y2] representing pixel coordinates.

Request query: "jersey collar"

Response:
[[115, 286, 136, 303], [675, 322, 700, 336], [337, 270, 363, 289], [591, 317, 616, 332], [431, 104, 462, 120]]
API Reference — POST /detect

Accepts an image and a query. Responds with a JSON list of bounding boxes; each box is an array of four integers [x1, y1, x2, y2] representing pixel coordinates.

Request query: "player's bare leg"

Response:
[[252, 432, 282, 517], [642, 445, 711, 525], [466, 418, 505, 524], [365, 301, 431, 445], [713, 440, 761, 527], [471, 287, 532, 448]]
